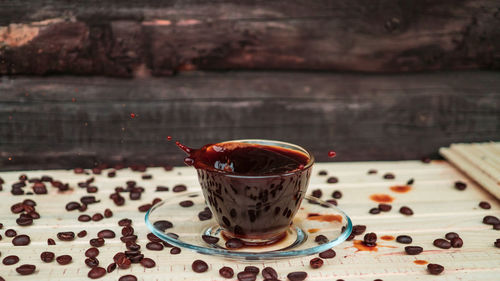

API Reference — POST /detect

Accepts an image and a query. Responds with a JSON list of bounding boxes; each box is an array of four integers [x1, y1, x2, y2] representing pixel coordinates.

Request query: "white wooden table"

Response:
[[1, 161, 499, 280]]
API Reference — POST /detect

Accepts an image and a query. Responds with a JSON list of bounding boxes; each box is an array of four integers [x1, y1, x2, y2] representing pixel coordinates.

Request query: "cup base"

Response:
[[221, 230, 287, 247]]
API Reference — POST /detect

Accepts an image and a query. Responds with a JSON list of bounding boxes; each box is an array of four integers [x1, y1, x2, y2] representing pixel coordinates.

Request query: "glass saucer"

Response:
[[145, 191, 352, 260]]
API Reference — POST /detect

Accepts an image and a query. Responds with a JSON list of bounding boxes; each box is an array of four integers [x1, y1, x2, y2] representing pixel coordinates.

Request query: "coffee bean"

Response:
[[3, 255, 20, 265], [153, 220, 173, 231], [121, 235, 138, 243], [40, 251, 55, 263], [27, 211, 40, 219], [311, 189, 322, 198], [146, 242, 164, 251], [56, 255, 72, 265], [405, 246, 423, 255], [310, 257, 324, 269], [78, 214, 91, 222], [129, 192, 141, 200], [116, 256, 131, 269], [11, 203, 25, 214], [244, 266, 259, 275], [495, 239, 500, 248], [79, 204, 88, 212], [156, 185, 169, 192], [369, 207, 381, 214], [81, 196, 99, 205], [5, 229, 17, 237], [261, 267, 278, 279], [315, 234, 328, 244], [48, 238, 56, 245], [138, 204, 152, 212], [192, 259, 208, 273], [332, 190, 342, 199], [378, 204, 392, 212], [219, 266, 234, 278], [237, 271, 256, 281], [173, 184, 187, 192], [170, 247, 181, 254], [107, 263, 116, 273], [92, 213, 104, 221], [122, 226, 134, 236], [88, 267, 106, 279], [118, 218, 132, 226], [202, 235, 219, 244], [104, 209, 113, 218], [226, 238, 244, 249], [78, 230, 87, 238], [363, 232, 377, 246], [119, 275, 138, 281], [399, 206, 414, 215], [346, 233, 355, 241], [477, 201, 490, 210], [318, 170, 327, 176], [16, 264, 36, 275], [427, 263, 444, 275], [90, 238, 105, 247], [483, 216, 500, 225], [396, 235, 412, 244], [319, 249, 336, 259], [493, 224, 500, 230], [406, 178, 414, 185], [85, 257, 99, 268], [383, 173, 395, 179], [57, 231, 75, 241], [433, 239, 451, 249], [445, 232, 459, 240], [454, 181, 467, 190], [287, 271, 307, 281], [0, 223, 3, 229], [12, 234, 30, 246], [327, 177, 338, 183], [451, 237, 463, 248], [179, 200, 194, 207], [85, 248, 99, 258], [16, 217, 33, 226], [33, 182, 47, 194], [198, 209, 212, 221], [352, 225, 367, 235], [140, 257, 156, 268], [97, 229, 115, 239], [126, 242, 141, 251]]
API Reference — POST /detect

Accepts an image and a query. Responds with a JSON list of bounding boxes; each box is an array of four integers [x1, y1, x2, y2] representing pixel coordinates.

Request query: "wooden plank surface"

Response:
[[1, 160, 500, 280]]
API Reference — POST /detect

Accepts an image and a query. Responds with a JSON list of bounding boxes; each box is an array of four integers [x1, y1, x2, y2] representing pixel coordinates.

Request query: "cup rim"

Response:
[[197, 139, 315, 179]]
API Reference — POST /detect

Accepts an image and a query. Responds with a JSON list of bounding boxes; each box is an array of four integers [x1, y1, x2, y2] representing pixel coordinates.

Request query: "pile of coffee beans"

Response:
[[433, 232, 463, 249]]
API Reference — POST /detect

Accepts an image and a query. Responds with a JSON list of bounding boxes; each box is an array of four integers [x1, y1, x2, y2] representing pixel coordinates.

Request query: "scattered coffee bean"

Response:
[[346, 233, 355, 241], [396, 235, 412, 244], [493, 224, 500, 230], [319, 249, 336, 259], [78, 230, 87, 238], [244, 266, 259, 275], [368, 169, 378, 174], [3, 255, 20, 265], [85, 257, 99, 268], [315, 234, 328, 244], [97, 229, 115, 239], [369, 207, 381, 214], [310, 257, 324, 269], [16, 217, 33, 226], [219, 266, 234, 278], [118, 275, 137, 281], [262, 267, 278, 279], [433, 239, 451, 249], [156, 185, 169, 192], [90, 238, 105, 247], [11, 203, 25, 214], [173, 184, 187, 192], [318, 170, 327, 176], [104, 209, 113, 218], [192, 259, 208, 273], [92, 213, 104, 221], [5, 229, 17, 237], [40, 251, 55, 263], [122, 226, 134, 236], [226, 238, 244, 249], [237, 271, 256, 281], [78, 215, 91, 222], [326, 199, 338, 206], [399, 206, 414, 216], [383, 173, 395, 179], [352, 225, 367, 235], [170, 247, 181, 254], [88, 267, 106, 279], [179, 200, 194, 207], [116, 255, 131, 269], [85, 248, 99, 258], [142, 174, 152, 180], [332, 190, 342, 199], [153, 220, 173, 231], [48, 238, 56, 245], [12, 235, 30, 246], [198, 209, 212, 221], [138, 204, 152, 212], [81, 196, 99, 205], [16, 264, 36, 275], [494, 239, 500, 248], [445, 232, 459, 240], [363, 232, 377, 247], [427, 263, 444, 275], [202, 235, 219, 244], [118, 218, 132, 227], [483, 216, 500, 225], [406, 178, 414, 185], [311, 189, 322, 198], [478, 201, 491, 209], [287, 271, 307, 281], [146, 242, 164, 251], [378, 204, 392, 212], [455, 181, 467, 190], [121, 235, 138, 243], [405, 246, 423, 255], [140, 257, 156, 268], [451, 237, 463, 248], [57, 231, 75, 241], [107, 263, 116, 273], [56, 255, 72, 265], [327, 177, 338, 183]]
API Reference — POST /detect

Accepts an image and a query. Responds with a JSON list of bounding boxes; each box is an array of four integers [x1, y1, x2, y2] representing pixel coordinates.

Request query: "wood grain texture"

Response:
[[0, 0, 499, 76], [1, 71, 500, 170], [0, 161, 499, 280]]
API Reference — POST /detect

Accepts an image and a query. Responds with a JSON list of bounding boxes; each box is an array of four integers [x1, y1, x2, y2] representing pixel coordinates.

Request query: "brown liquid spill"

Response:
[[369, 194, 394, 203], [414, 260, 428, 265], [307, 213, 342, 223], [380, 235, 395, 241], [390, 185, 412, 193], [308, 228, 320, 233]]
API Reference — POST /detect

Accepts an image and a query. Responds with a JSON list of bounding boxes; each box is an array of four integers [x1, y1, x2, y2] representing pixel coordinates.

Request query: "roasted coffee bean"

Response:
[[107, 263, 116, 273], [433, 239, 451, 249], [88, 267, 106, 279], [12, 235, 30, 246], [85, 257, 99, 268], [483, 216, 500, 225], [121, 235, 138, 243], [33, 182, 48, 194], [153, 220, 173, 231], [48, 238, 56, 245], [427, 263, 444, 275], [27, 211, 40, 219], [90, 238, 105, 247], [170, 247, 181, 254], [318, 170, 327, 176], [237, 271, 256, 281], [146, 242, 164, 251], [11, 203, 25, 214], [16, 217, 33, 226], [56, 255, 72, 265], [454, 181, 467, 190], [140, 257, 156, 268], [378, 204, 392, 212], [152, 197, 162, 205], [119, 275, 137, 281], [103, 208, 113, 218], [40, 251, 55, 263], [16, 264, 36, 275], [226, 238, 244, 249], [287, 271, 307, 281], [125, 250, 141, 257], [260, 267, 277, 279], [396, 235, 412, 244], [3, 255, 20, 265], [92, 213, 104, 221], [85, 248, 99, 258], [310, 257, 324, 269], [78, 230, 87, 238], [311, 189, 322, 198], [219, 266, 234, 278], [142, 174, 152, 180], [122, 226, 134, 236], [383, 173, 395, 179], [352, 225, 367, 235], [156, 185, 169, 192], [57, 231, 75, 241], [198, 209, 212, 221], [114, 252, 125, 263], [315, 234, 328, 244], [406, 178, 414, 185], [332, 190, 342, 199], [138, 204, 152, 212], [369, 207, 381, 214], [128, 254, 143, 264], [97, 229, 115, 239], [494, 239, 500, 248], [244, 266, 259, 275], [81, 196, 99, 205], [202, 235, 219, 244], [129, 192, 141, 200], [326, 199, 338, 206], [363, 232, 377, 246], [478, 201, 491, 209], [445, 232, 459, 240], [319, 249, 336, 259], [118, 218, 132, 226], [179, 200, 194, 207], [493, 224, 500, 230], [126, 242, 140, 251], [79, 204, 88, 212], [451, 237, 463, 248], [87, 186, 98, 193], [116, 256, 131, 269], [173, 184, 187, 192], [192, 259, 208, 273], [0, 223, 3, 229], [78, 214, 91, 222], [5, 229, 17, 237], [346, 233, 355, 241], [11, 187, 24, 195], [405, 246, 423, 255], [327, 177, 338, 183], [399, 206, 414, 216]]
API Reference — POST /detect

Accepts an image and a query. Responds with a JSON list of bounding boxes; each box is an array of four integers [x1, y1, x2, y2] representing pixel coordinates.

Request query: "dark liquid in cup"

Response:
[[177, 141, 312, 241]]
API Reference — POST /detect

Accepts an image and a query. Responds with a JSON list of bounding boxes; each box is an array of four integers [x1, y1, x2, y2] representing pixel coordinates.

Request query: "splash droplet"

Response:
[[328, 151, 336, 158]]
